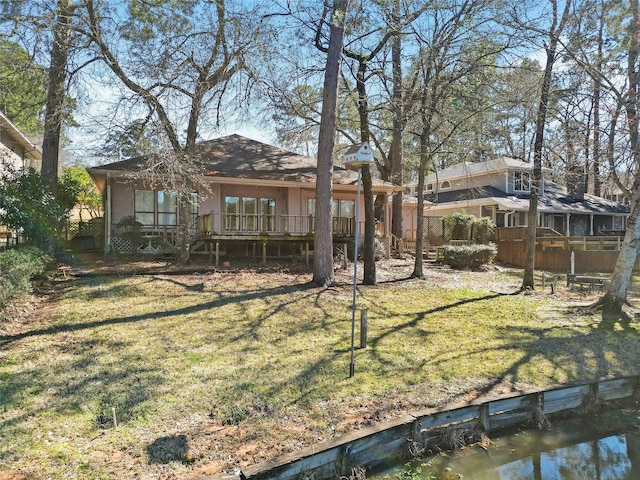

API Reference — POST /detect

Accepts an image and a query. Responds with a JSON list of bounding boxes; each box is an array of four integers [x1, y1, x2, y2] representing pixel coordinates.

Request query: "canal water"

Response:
[[379, 408, 640, 479]]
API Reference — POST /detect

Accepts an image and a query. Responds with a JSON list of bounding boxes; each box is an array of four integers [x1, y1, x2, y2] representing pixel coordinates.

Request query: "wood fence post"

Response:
[[360, 308, 368, 349]]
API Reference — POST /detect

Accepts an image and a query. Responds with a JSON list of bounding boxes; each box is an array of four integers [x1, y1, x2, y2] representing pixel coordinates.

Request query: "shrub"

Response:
[[443, 211, 495, 245], [472, 216, 495, 244], [351, 237, 386, 261], [440, 243, 497, 269], [0, 246, 50, 318], [442, 211, 475, 242], [0, 168, 66, 252]]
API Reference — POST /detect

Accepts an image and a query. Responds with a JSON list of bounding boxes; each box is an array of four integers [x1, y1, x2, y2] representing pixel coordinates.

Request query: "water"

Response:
[[379, 409, 640, 479]]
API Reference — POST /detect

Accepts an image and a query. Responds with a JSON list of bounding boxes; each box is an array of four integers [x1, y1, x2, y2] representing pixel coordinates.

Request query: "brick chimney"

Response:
[[566, 163, 585, 201]]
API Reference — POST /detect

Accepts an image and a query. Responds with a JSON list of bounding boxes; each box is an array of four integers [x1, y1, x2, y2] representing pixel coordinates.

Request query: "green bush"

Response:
[[472, 216, 495, 244], [443, 211, 495, 244], [0, 246, 50, 318], [0, 168, 67, 252], [440, 243, 497, 269], [442, 211, 475, 242]]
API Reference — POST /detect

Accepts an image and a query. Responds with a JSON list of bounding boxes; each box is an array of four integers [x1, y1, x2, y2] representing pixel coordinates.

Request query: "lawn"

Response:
[[1, 258, 639, 479]]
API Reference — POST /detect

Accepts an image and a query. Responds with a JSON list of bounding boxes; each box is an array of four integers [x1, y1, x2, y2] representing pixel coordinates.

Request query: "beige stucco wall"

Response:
[[0, 144, 25, 173]]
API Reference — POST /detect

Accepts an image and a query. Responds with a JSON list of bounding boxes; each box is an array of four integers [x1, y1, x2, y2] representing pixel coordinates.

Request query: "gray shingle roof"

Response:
[[89, 134, 394, 189], [430, 181, 629, 214]]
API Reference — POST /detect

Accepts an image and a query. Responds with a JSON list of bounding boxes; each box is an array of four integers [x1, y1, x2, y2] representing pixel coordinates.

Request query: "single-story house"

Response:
[[403, 157, 630, 238], [88, 135, 398, 260], [0, 111, 42, 249], [0, 111, 41, 174]]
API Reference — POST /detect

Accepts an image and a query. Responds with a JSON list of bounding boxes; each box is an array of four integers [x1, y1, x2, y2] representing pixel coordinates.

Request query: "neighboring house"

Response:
[[88, 135, 397, 259], [0, 111, 41, 173], [0, 111, 42, 249], [404, 158, 630, 238]]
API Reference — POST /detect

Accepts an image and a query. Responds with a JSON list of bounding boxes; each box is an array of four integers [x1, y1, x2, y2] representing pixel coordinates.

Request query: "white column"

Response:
[[105, 172, 112, 254]]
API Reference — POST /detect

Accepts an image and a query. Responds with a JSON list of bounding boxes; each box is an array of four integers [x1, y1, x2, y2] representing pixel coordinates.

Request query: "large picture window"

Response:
[[134, 190, 183, 226], [308, 198, 354, 218], [225, 196, 276, 232], [134, 190, 155, 225], [308, 198, 356, 235]]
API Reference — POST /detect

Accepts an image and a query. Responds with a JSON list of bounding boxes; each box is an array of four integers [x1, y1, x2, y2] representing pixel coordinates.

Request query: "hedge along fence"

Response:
[[440, 212, 496, 269], [220, 376, 640, 480], [440, 244, 497, 269], [442, 212, 494, 244], [0, 246, 50, 320]]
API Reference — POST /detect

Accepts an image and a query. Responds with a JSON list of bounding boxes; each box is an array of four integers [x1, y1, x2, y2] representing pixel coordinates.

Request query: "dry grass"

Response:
[[1, 255, 639, 479]]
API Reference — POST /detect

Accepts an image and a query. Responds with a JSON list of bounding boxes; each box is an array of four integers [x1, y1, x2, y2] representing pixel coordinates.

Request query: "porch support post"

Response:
[[590, 214, 594, 235], [384, 193, 389, 236], [566, 213, 571, 236], [105, 172, 112, 254], [215, 242, 220, 266], [262, 242, 267, 264], [305, 243, 309, 265]]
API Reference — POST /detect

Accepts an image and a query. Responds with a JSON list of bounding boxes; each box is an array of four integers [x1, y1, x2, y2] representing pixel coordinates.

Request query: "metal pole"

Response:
[[350, 166, 362, 378]]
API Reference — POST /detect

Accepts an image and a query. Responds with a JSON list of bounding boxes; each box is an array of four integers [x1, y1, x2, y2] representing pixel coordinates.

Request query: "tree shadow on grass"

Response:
[[0, 281, 317, 347], [147, 435, 190, 464], [449, 307, 640, 397]]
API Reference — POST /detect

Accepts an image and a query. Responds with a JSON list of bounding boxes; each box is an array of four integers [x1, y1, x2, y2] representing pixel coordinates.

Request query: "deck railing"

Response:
[[535, 235, 625, 251], [196, 212, 363, 237]]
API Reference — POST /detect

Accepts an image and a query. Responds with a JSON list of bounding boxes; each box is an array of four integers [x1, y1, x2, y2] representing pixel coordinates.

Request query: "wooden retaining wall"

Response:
[[205, 376, 640, 480]]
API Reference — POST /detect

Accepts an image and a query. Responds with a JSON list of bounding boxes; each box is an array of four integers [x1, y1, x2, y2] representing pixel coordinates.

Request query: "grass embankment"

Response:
[[1, 263, 639, 479]]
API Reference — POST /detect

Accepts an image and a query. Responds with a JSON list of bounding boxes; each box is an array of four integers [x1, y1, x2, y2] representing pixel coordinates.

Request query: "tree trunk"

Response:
[[177, 191, 192, 265], [411, 164, 426, 278], [522, 0, 571, 290], [350, 58, 377, 285], [599, 0, 640, 313], [312, 0, 349, 286], [600, 202, 639, 313], [362, 166, 376, 285], [390, 0, 403, 243], [590, 5, 605, 198], [41, 0, 74, 197]]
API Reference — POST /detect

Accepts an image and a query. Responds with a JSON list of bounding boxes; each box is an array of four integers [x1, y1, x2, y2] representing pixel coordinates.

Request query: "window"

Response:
[[189, 192, 199, 226], [243, 197, 257, 230], [134, 190, 178, 226], [225, 196, 276, 232], [440, 181, 451, 189], [332, 199, 355, 218], [261, 198, 276, 231], [225, 196, 240, 230], [514, 171, 531, 192], [134, 190, 155, 225], [307, 198, 354, 218], [157, 191, 177, 225], [613, 216, 624, 230], [426, 183, 434, 191]]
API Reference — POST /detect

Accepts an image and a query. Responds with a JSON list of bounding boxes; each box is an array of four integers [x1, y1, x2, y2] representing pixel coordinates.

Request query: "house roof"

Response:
[[0, 111, 42, 162], [424, 157, 536, 183], [89, 134, 396, 191], [428, 181, 630, 215]]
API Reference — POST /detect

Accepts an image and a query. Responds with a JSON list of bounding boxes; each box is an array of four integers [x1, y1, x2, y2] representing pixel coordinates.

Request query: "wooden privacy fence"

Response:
[[212, 376, 639, 480], [495, 237, 640, 273]]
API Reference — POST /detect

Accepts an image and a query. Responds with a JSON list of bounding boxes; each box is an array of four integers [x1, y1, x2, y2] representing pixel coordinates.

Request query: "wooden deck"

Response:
[[108, 213, 387, 263]]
